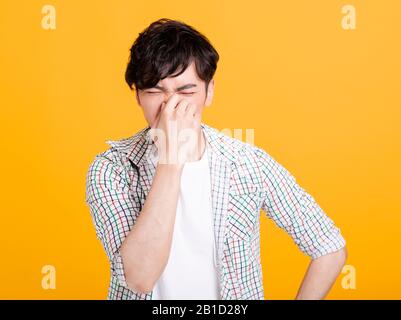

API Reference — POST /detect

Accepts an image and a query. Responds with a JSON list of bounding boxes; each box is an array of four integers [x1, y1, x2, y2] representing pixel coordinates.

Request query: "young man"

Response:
[[85, 18, 347, 300]]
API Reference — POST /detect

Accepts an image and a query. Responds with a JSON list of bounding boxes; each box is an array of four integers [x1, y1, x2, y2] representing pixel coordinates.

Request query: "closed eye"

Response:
[[146, 91, 195, 95]]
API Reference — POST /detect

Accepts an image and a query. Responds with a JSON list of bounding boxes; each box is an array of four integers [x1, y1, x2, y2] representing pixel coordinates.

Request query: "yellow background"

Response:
[[1, 0, 400, 299]]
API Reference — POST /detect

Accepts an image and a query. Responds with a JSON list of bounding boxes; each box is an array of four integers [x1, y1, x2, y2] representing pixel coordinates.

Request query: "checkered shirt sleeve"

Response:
[[85, 154, 135, 290], [255, 148, 346, 259]]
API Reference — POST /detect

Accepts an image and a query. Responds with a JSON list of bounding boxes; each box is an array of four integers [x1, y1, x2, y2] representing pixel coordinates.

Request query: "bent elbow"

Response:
[[125, 272, 155, 295], [126, 278, 154, 295], [340, 246, 348, 264]]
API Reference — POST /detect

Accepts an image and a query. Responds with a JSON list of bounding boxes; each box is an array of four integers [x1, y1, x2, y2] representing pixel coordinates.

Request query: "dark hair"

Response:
[[125, 18, 219, 91]]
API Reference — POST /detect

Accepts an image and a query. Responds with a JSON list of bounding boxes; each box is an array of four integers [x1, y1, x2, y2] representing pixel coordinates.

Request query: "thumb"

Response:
[[151, 103, 165, 129]]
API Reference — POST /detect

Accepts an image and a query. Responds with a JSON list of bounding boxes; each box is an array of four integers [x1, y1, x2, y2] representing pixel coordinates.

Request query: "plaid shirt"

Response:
[[85, 122, 346, 300]]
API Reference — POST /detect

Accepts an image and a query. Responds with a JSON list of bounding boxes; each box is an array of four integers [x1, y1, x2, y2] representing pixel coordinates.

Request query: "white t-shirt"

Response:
[[149, 141, 220, 300]]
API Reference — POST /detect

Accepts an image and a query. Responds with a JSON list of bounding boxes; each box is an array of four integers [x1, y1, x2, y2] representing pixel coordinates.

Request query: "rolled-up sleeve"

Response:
[[85, 154, 137, 289], [255, 148, 346, 259]]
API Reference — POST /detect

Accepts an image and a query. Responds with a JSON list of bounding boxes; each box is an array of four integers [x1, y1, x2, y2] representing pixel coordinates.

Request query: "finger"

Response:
[[186, 103, 197, 117], [154, 112, 161, 129], [151, 104, 163, 129], [193, 109, 202, 123], [175, 99, 190, 115], [155, 100, 168, 125], [150, 111, 161, 128], [164, 93, 181, 112]]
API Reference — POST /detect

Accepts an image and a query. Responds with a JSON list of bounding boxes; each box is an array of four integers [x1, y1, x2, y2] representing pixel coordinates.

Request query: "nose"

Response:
[[163, 91, 178, 104]]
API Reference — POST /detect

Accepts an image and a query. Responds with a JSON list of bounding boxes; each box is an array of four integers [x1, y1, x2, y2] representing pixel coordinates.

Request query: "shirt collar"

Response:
[[106, 122, 240, 167]]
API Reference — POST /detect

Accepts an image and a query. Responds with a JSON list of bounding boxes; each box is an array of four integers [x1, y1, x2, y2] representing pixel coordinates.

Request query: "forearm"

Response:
[[295, 247, 348, 300], [120, 163, 183, 293]]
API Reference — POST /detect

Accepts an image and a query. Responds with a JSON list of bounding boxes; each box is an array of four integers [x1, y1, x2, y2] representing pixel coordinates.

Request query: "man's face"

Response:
[[135, 60, 215, 128]]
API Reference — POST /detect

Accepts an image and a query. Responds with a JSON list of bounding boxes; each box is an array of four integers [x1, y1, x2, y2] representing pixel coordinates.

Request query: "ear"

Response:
[[204, 79, 215, 107], [135, 89, 141, 106]]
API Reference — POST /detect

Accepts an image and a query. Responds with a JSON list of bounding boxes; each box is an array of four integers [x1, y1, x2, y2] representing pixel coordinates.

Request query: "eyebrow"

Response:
[[152, 83, 198, 91]]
